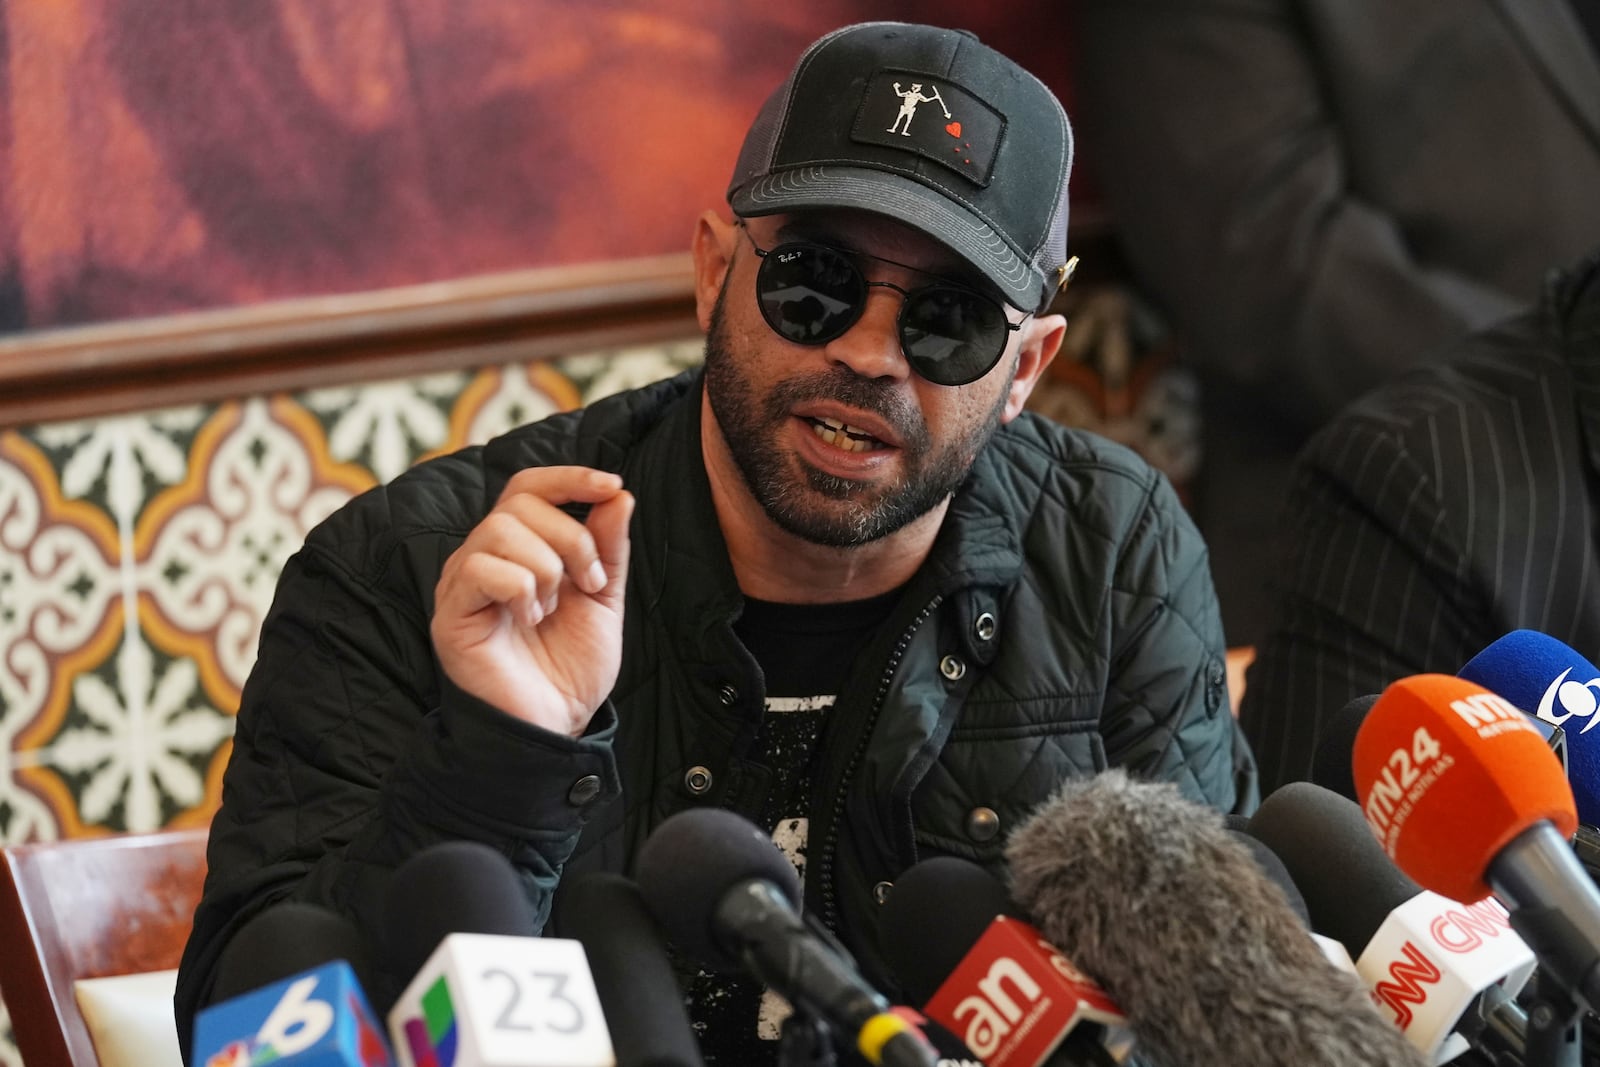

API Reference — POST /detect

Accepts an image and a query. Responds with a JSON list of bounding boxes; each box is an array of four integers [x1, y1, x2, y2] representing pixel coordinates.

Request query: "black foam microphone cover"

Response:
[[1227, 829, 1312, 930], [382, 840, 538, 980], [1137, 815, 1313, 928], [552, 871, 706, 1067], [1309, 694, 1380, 802], [211, 901, 375, 1003], [1247, 781, 1420, 952], [879, 855, 1019, 1005], [633, 807, 801, 973]]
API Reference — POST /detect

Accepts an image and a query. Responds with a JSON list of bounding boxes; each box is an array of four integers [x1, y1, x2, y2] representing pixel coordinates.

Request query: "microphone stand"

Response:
[[1522, 972, 1582, 1067], [778, 1008, 839, 1067]]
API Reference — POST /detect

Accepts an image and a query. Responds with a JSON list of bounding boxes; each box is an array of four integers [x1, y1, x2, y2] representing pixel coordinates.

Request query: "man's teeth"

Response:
[[809, 416, 881, 453]]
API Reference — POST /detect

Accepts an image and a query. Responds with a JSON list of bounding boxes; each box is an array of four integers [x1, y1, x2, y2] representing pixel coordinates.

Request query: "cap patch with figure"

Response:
[[728, 22, 1073, 313], [852, 70, 1004, 185]]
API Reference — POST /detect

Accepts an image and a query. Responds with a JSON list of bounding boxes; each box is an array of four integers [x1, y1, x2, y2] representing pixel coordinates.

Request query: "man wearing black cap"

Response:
[[177, 22, 1256, 1063]]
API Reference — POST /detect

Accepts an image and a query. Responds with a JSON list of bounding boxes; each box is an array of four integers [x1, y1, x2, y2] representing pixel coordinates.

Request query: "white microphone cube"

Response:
[[1355, 891, 1534, 1063], [388, 934, 616, 1067]]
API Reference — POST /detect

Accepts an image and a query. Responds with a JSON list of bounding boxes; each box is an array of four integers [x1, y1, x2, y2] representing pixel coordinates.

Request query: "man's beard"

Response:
[[702, 285, 1012, 548]]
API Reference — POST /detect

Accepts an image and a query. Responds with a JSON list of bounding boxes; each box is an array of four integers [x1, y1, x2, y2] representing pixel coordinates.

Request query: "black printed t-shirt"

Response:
[[685, 587, 902, 1066]]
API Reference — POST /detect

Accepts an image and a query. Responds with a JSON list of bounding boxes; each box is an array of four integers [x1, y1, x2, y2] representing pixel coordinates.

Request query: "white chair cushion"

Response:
[[73, 969, 183, 1067]]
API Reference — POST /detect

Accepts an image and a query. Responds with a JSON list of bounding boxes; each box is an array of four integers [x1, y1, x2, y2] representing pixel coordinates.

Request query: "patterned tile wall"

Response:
[[0, 339, 706, 1065], [0, 295, 1193, 1065]]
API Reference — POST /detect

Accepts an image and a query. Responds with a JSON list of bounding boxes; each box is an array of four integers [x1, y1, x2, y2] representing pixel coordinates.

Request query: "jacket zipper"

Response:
[[816, 593, 944, 933]]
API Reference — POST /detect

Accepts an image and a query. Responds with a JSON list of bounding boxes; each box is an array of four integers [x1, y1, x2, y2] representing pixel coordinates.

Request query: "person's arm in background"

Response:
[[174, 459, 633, 1059], [1073, 0, 1523, 432], [1238, 415, 1492, 791], [1102, 471, 1260, 813]]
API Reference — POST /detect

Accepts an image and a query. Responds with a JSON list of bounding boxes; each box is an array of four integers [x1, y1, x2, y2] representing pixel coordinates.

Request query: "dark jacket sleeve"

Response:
[[173, 484, 621, 1060], [1073, 0, 1521, 432], [1238, 418, 1491, 792], [1103, 473, 1260, 813]]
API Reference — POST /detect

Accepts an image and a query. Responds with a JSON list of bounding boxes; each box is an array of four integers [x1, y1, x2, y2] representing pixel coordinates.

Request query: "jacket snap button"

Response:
[[567, 774, 602, 806], [966, 807, 1000, 842], [974, 612, 997, 642], [718, 684, 739, 707], [940, 654, 966, 681], [684, 765, 714, 795], [872, 881, 894, 904]]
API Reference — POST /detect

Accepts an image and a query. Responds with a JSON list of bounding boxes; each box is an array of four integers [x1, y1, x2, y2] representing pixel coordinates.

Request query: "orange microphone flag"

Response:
[[1352, 674, 1576, 904]]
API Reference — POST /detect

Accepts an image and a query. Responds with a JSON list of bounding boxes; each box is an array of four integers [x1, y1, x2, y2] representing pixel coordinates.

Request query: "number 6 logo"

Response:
[[256, 975, 334, 1056]]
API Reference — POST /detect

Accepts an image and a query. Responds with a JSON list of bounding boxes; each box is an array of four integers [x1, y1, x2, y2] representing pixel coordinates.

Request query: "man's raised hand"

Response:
[[431, 466, 634, 737]]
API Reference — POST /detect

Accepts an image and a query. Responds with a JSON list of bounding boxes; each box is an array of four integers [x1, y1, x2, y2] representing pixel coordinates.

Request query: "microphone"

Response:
[[882, 1008, 989, 1067], [194, 902, 394, 1067], [383, 841, 615, 1067], [1227, 827, 1313, 930], [550, 870, 705, 1067], [1005, 769, 1429, 1067], [1352, 674, 1600, 1011], [1312, 666, 1571, 805], [1226, 827, 1360, 972], [1309, 695, 1380, 802], [1248, 782, 1534, 1064], [879, 855, 1128, 1067], [632, 807, 937, 1067], [1458, 630, 1596, 819]]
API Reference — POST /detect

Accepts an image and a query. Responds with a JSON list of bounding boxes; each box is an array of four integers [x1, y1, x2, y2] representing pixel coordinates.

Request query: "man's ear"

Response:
[[1001, 312, 1067, 423], [692, 211, 738, 332]]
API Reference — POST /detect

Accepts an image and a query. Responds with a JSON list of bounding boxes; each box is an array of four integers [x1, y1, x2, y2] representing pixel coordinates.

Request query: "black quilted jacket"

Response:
[[175, 369, 1256, 1056]]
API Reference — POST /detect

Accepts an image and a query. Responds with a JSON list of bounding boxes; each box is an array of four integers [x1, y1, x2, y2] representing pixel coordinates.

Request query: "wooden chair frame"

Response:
[[0, 829, 209, 1067]]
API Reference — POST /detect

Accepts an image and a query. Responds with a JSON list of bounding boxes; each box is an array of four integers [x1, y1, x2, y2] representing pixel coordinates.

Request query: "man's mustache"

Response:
[[764, 368, 928, 449]]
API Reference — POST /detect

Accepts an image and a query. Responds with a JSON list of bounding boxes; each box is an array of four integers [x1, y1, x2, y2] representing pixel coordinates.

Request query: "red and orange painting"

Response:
[[0, 1, 1078, 335]]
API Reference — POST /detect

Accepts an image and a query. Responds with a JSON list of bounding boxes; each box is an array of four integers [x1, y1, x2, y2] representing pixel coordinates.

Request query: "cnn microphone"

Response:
[[550, 870, 705, 1067], [1458, 631, 1598, 819], [879, 855, 1128, 1067], [1249, 782, 1534, 1064], [1352, 674, 1600, 1011], [383, 841, 615, 1067], [193, 902, 394, 1067], [1005, 769, 1429, 1067], [633, 807, 938, 1067]]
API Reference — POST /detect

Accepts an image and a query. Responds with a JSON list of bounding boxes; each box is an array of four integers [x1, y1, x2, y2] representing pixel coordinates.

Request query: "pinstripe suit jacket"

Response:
[[1076, 0, 1600, 646], [1240, 252, 1600, 791]]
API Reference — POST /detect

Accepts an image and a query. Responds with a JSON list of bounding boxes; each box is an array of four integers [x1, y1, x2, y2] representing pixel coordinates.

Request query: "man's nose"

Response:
[[823, 284, 910, 381]]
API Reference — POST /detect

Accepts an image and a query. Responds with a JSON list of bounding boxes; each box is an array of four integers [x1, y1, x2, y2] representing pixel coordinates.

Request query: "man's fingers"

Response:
[[495, 468, 627, 595], [586, 490, 635, 601], [439, 473, 632, 631], [497, 465, 624, 508], [489, 491, 615, 596], [469, 505, 571, 599], [439, 552, 542, 628]]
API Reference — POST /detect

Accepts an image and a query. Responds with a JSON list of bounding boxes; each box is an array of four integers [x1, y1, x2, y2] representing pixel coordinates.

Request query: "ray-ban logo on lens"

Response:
[[1536, 668, 1600, 734]]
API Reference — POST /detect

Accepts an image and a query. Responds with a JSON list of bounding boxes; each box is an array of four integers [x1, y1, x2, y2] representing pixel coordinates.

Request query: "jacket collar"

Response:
[[627, 371, 745, 658]]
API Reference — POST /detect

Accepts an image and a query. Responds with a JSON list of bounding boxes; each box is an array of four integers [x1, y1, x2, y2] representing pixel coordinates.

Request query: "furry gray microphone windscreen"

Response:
[[1004, 770, 1427, 1067]]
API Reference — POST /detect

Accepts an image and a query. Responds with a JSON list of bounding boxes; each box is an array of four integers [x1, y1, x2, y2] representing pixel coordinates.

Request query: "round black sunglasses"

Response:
[[738, 224, 1030, 387]]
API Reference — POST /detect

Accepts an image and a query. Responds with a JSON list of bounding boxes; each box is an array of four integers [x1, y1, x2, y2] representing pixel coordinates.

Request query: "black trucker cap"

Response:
[[727, 22, 1074, 313]]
